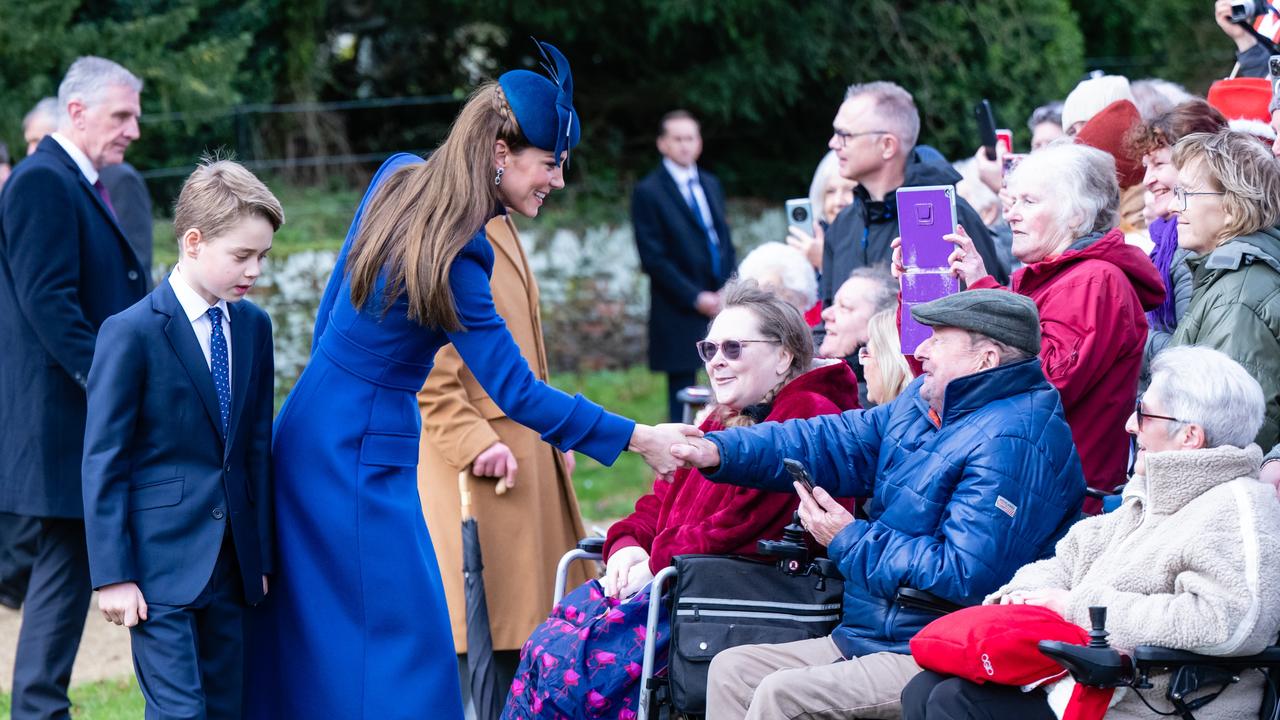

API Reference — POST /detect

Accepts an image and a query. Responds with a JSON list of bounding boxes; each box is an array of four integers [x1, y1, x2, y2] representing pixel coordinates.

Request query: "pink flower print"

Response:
[[510, 679, 525, 696], [540, 653, 559, 669], [533, 644, 544, 658], [563, 668, 580, 687], [564, 605, 579, 622], [586, 691, 610, 711], [603, 608, 625, 624], [619, 710, 637, 720], [625, 662, 642, 680], [578, 626, 591, 641], [589, 585, 603, 601], [532, 694, 544, 714]]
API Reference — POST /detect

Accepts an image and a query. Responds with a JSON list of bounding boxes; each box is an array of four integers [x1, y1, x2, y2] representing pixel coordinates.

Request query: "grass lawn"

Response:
[[0, 677, 145, 717]]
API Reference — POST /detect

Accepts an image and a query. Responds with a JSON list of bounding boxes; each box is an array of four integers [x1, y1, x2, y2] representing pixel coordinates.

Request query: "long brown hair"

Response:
[[346, 82, 529, 330]]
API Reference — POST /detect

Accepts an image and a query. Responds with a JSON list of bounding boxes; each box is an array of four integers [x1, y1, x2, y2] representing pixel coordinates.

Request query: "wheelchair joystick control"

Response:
[[1088, 606, 1110, 648]]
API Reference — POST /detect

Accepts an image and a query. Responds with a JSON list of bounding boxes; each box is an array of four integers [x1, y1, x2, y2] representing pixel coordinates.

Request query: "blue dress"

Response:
[[245, 154, 635, 719]]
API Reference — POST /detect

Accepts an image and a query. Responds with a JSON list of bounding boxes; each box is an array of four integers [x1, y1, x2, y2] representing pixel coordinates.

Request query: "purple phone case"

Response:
[[900, 271, 961, 354], [896, 185, 957, 271]]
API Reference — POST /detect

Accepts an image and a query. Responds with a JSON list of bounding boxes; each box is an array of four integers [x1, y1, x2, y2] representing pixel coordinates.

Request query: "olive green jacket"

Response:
[[1172, 227, 1280, 450]]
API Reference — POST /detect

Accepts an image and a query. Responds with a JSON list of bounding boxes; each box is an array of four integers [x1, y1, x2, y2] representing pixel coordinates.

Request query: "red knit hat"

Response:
[[910, 604, 1116, 720], [1207, 77, 1277, 142], [1074, 99, 1145, 188]]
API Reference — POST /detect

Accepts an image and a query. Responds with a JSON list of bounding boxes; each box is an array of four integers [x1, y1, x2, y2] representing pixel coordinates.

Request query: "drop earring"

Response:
[[494, 167, 504, 186]]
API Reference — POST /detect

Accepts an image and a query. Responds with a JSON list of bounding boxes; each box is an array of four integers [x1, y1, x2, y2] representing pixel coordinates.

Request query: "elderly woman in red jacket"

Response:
[[942, 142, 1164, 511], [503, 279, 859, 718]]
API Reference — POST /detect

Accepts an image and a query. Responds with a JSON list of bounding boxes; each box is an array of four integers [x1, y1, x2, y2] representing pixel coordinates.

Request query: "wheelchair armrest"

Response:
[[894, 587, 967, 616], [578, 537, 606, 554], [1084, 483, 1126, 500], [1038, 640, 1133, 688], [1134, 645, 1280, 670]]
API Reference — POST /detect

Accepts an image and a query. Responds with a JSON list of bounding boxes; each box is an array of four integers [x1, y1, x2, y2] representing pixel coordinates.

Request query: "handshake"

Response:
[[628, 423, 723, 479]]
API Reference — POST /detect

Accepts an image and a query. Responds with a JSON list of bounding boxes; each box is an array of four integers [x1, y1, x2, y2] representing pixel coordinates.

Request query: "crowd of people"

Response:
[[4, 8, 1280, 720]]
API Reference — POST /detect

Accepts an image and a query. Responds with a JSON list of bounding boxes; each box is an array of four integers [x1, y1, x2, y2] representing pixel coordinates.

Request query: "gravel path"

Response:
[[0, 594, 135, 691]]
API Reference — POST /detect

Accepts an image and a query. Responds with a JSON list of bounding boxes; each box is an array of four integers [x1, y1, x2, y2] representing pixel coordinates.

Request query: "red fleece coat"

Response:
[[603, 362, 861, 573], [971, 229, 1164, 511]]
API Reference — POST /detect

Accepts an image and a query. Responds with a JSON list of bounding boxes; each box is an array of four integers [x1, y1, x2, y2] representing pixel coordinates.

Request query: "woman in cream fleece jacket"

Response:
[[902, 346, 1280, 720]]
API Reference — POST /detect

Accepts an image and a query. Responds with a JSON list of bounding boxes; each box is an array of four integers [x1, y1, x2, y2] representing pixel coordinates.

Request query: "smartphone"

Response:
[[975, 99, 998, 160], [995, 129, 1014, 155], [896, 185, 958, 271], [1269, 55, 1280, 101], [783, 459, 815, 494], [785, 198, 814, 233]]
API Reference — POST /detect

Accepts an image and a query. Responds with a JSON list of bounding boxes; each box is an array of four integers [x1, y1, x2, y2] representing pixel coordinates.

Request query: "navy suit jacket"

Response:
[[632, 165, 735, 372], [0, 136, 146, 518], [82, 278, 274, 606]]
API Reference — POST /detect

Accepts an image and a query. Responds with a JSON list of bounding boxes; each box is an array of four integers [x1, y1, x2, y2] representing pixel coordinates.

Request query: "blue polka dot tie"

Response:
[[207, 307, 230, 437]]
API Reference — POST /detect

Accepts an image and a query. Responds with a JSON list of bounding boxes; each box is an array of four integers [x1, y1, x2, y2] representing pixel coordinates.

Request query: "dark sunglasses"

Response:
[[696, 339, 780, 363], [1133, 397, 1184, 430]]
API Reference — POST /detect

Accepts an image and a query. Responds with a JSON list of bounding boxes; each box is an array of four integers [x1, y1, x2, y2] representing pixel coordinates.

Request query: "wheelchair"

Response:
[[553, 515, 844, 720]]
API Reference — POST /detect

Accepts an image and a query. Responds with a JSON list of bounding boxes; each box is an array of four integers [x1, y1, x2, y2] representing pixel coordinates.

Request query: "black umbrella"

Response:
[[459, 470, 502, 720]]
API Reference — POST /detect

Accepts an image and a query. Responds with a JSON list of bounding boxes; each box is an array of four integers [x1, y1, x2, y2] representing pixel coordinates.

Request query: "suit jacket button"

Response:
[[224, 464, 231, 473], [212, 508, 225, 520], [127, 270, 139, 281]]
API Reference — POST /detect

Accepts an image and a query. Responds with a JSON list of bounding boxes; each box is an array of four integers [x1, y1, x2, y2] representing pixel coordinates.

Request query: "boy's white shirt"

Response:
[[168, 265, 232, 388]]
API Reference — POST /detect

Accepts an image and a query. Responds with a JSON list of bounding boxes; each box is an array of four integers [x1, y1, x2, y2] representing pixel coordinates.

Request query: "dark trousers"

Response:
[[666, 369, 698, 423], [130, 533, 245, 720], [901, 670, 1057, 720], [11, 517, 92, 720], [0, 511, 40, 607]]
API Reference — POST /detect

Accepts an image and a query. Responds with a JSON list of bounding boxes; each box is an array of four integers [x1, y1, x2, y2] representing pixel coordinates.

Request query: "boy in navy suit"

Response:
[[82, 160, 283, 719]]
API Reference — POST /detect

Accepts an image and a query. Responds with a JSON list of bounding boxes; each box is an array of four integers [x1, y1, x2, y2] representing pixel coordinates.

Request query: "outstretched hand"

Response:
[[670, 437, 721, 470], [630, 423, 704, 479]]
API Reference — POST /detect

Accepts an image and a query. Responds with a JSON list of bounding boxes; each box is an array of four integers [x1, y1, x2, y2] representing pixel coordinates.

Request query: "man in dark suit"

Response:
[[633, 110, 736, 422], [99, 162, 153, 285], [0, 56, 146, 719]]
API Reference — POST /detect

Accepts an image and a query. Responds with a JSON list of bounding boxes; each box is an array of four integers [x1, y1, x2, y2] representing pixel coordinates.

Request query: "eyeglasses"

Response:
[[831, 128, 890, 149], [1133, 397, 1185, 430], [1172, 186, 1224, 211], [696, 339, 780, 363]]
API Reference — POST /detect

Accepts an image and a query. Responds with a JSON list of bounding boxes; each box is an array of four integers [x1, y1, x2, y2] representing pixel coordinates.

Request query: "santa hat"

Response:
[[1074, 100, 1145, 188], [1062, 75, 1135, 130], [1208, 78, 1276, 142]]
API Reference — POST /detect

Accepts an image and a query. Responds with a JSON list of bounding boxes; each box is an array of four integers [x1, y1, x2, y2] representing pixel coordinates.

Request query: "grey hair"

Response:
[[807, 150, 840, 219], [965, 331, 1032, 365], [1008, 142, 1119, 237], [735, 242, 818, 310], [23, 97, 58, 132], [1027, 101, 1064, 132], [1130, 79, 1193, 121], [845, 81, 920, 152], [1146, 346, 1264, 448], [57, 57, 143, 127], [846, 266, 898, 314]]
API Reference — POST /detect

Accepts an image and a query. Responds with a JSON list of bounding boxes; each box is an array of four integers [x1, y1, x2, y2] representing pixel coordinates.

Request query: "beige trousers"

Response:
[[704, 636, 922, 720]]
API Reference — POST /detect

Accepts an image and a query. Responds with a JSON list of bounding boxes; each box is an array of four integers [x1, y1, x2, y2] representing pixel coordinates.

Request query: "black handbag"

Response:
[[663, 554, 844, 715]]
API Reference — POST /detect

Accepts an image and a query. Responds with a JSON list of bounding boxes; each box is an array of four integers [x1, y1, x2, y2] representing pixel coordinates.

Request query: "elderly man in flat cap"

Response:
[[673, 289, 1085, 720]]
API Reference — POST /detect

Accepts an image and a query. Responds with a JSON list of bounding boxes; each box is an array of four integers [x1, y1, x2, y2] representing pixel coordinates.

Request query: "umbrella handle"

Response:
[[458, 470, 473, 521], [495, 479, 509, 496]]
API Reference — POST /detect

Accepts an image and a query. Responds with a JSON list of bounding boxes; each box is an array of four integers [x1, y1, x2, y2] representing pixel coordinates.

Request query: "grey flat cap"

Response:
[[910, 289, 1041, 356]]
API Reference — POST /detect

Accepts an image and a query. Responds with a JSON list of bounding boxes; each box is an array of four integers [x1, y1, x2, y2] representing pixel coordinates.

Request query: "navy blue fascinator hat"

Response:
[[498, 40, 580, 165]]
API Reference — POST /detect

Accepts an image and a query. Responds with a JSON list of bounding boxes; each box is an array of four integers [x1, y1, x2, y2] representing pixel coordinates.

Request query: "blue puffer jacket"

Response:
[[703, 357, 1085, 658]]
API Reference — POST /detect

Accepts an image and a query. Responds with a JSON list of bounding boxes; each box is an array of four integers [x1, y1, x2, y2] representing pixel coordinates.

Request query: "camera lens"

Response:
[[791, 207, 808, 223]]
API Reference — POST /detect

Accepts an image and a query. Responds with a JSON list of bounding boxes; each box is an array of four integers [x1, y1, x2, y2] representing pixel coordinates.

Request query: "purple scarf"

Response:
[[1147, 215, 1180, 331]]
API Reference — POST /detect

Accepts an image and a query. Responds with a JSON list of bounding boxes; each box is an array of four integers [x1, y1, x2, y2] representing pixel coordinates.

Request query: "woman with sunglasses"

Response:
[[1167, 129, 1280, 453], [504, 280, 859, 718]]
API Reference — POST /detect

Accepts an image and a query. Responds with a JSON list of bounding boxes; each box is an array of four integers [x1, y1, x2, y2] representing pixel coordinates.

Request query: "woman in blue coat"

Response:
[[245, 44, 694, 719]]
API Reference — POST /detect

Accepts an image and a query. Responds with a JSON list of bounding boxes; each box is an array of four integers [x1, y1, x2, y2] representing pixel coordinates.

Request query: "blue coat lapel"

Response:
[[226, 302, 254, 455], [154, 281, 225, 442]]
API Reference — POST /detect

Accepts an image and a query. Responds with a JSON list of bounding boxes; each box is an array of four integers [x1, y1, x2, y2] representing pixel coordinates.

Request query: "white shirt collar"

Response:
[[49, 133, 98, 185], [169, 265, 230, 324], [662, 157, 699, 186]]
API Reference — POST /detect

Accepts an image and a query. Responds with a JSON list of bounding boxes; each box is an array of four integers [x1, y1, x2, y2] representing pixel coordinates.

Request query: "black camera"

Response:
[[1232, 0, 1272, 23]]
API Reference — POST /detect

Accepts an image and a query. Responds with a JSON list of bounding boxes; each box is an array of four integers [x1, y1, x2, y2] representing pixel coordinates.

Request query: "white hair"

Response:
[[807, 150, 840, 220], [845, 81, 920, 152], [1131, 79, 1193, 121], [23, 97, 58, 132], [57, 56, 143, 127], [735, 242, 817, 310], [1147, 346, 1265, 449], [1008, 142, 1118, 237]]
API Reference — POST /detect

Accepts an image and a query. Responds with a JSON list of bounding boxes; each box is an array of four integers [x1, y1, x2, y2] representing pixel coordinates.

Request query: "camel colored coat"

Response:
[[417, 215, 591, 654]]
